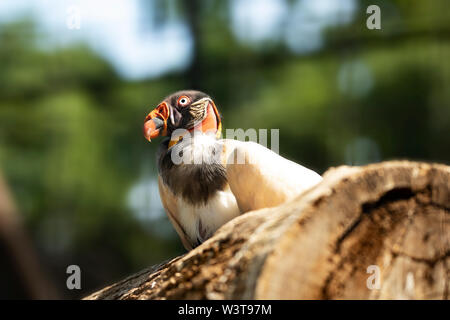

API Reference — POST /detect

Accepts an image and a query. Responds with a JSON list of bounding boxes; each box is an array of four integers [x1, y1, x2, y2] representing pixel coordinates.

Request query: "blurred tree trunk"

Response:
[[0, 171, 59, 299], [85, 161, 449, 300], [183, 0, 203, 89]]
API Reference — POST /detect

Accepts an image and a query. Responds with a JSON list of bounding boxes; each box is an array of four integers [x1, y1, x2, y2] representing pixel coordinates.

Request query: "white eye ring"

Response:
[[178, 96, 190, 106]]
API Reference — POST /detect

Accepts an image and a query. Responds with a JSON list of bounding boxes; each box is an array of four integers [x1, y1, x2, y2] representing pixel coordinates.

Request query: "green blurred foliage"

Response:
[[0, 0, 449, 298], [0, 20, 184, 298]]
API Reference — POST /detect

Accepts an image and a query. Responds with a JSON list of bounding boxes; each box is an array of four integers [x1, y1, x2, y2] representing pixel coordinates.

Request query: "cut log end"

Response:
[[85, 161, 449, 300]]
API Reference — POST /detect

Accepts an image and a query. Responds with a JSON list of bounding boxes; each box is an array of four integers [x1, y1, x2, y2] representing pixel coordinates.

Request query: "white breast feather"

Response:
[[164, 134, 322, 246], [176, 188, 240, 243]]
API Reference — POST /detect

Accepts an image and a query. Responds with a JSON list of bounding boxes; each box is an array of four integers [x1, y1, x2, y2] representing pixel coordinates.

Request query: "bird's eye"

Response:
[[177, 96, 190, 106]]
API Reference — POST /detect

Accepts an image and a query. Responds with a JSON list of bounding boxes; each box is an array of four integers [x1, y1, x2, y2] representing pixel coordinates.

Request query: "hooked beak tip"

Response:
[[143, 118, 165, 141], [143, 102, 170, 141]]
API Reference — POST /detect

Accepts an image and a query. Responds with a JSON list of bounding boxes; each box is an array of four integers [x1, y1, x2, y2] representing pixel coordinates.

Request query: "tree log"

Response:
[[85, 161, 449, 300]]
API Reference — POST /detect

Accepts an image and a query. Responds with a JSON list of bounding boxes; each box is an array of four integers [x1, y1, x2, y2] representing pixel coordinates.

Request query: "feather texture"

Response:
[[157, 134, 322, 250], [223, 139, 323, 212], [147, 91, 322, 250]]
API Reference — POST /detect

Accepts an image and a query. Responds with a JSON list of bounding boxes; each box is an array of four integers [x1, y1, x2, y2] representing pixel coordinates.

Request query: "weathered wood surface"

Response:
[[85, 161, 449, 300]]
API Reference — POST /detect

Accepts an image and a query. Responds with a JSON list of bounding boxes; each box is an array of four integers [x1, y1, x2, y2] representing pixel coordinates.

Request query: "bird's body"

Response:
[[144, 90, 322, 250], [156, 135, 241, 249]]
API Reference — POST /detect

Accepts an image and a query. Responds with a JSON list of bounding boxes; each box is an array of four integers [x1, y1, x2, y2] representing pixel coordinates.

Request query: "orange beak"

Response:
[[143, 102, 170, 141]]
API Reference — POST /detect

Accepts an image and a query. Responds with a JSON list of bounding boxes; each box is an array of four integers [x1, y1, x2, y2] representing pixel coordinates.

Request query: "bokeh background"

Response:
[[0, 0, 449, 299]]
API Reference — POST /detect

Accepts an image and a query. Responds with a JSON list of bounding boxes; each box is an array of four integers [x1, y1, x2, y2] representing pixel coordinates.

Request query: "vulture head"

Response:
[[143, 90, 222, 145]]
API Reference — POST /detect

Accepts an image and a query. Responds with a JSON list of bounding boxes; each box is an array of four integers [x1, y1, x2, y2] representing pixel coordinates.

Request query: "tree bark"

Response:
[[85, 161, 449, 300]]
